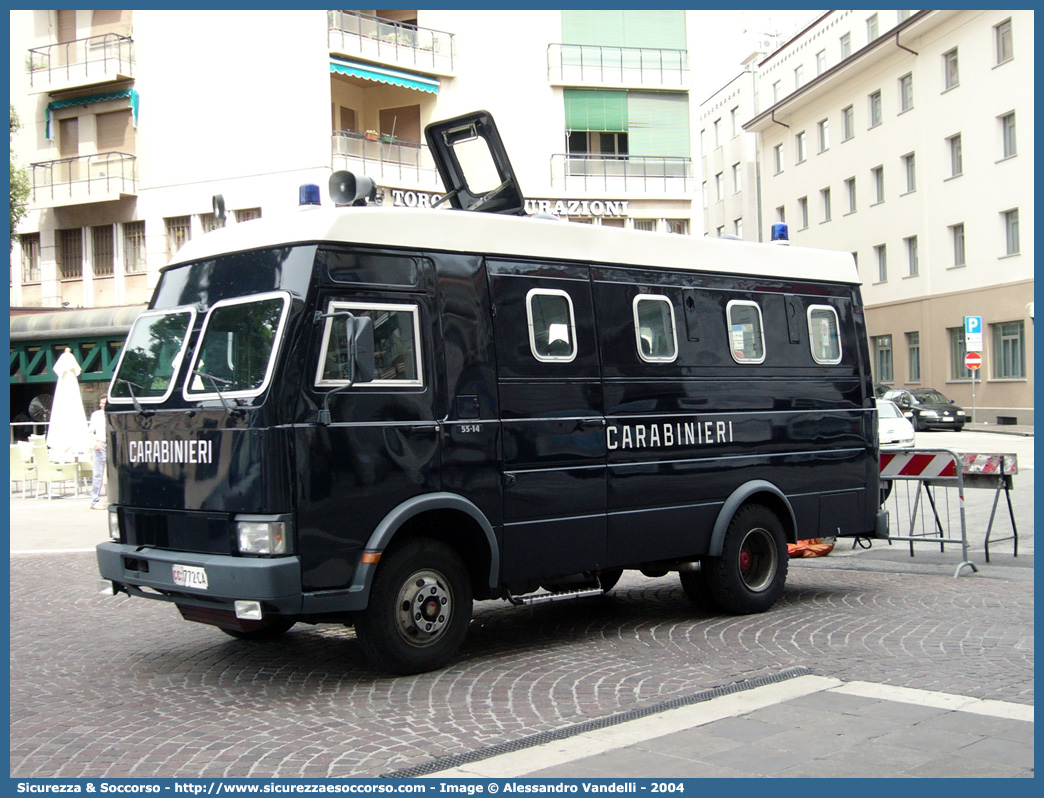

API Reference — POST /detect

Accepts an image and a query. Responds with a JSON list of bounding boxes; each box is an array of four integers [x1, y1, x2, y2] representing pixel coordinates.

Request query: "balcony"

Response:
[[331, 131, 442, 192], [31, 152, 137, 208], [551, 153, 693, 194], [27, 34, 134, 94], [548, 43, 688, 90], [328, 10, 455, 77]]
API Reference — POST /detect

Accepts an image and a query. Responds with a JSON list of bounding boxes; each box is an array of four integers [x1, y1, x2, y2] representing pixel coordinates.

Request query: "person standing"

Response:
[[88, 396, 107, 509]]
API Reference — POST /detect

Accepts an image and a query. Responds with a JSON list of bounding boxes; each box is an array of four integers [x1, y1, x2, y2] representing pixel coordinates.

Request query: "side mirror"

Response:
[[347, 315, 375, 384]]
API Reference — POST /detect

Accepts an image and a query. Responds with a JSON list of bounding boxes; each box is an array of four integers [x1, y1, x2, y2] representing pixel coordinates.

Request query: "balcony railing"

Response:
[[328, 10, 455, 74], [551, 153, 693, 193], [331, 131, 442, 191], [27, 34, 134, 91], [31, 152, 137, 207], [548, 43, 688, 88]]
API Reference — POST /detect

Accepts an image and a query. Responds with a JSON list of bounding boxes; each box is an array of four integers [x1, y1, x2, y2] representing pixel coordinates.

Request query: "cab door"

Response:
[[487, 259, 606, 584]]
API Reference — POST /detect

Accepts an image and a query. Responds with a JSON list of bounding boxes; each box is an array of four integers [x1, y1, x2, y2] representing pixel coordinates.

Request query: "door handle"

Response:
[[578, 418, 606, 429]]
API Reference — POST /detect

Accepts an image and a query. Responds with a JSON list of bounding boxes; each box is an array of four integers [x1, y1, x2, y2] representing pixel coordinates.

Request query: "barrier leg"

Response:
[[983, 480, 1019, 563], [923, 485, 948, 552]]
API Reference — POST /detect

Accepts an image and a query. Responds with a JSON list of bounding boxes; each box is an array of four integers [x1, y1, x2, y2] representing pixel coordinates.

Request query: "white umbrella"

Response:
[[45, 348, 91, 458]]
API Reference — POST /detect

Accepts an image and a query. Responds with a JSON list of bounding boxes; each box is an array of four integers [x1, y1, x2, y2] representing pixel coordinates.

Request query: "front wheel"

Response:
[[354, 538, 473, 675], [703, 504, 788, 614]]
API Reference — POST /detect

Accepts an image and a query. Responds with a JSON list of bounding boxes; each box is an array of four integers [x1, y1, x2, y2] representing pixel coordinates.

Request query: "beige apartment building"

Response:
[[701, 9, 1033, 425], [10, 9, 703, 424]]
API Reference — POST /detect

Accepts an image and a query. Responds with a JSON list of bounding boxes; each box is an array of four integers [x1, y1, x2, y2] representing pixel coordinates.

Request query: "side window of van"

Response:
[[316, 301, 423, 387], [633, 295, 678, 363], [726, 300, 766, 364], [807, 304, 842, 364], [527, 289, 577, 362]]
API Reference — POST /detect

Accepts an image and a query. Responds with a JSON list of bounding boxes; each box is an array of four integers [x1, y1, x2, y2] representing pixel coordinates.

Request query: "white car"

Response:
[[877, 399, 916, 449]]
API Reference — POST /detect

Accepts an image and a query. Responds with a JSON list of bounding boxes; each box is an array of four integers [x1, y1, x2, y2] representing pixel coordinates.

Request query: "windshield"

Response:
[[877, 400, 902, 419], [913, 390, 950, 404], [184, 291, 290, 399], [109, 308, 196, 404]]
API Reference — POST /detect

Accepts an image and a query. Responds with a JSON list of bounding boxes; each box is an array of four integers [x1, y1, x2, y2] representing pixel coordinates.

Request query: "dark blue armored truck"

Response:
[[97, 112, 887, 674]]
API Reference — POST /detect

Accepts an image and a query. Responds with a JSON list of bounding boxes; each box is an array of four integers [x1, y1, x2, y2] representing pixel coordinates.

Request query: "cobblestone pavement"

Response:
[[10, 551, 1032, 779]]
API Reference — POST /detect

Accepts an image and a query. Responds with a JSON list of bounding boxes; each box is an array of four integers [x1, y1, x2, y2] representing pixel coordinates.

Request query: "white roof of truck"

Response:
[[168, 206, 860, 286]]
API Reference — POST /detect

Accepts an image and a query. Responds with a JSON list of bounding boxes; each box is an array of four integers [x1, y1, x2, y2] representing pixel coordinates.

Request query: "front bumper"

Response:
[[96, 542, 304, 615]]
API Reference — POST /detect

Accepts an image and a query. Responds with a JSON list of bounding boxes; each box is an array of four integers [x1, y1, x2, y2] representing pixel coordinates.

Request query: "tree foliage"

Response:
[[11, 105, 31, 250]]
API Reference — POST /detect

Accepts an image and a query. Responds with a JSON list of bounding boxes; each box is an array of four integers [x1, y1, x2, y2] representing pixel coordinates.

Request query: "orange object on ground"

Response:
[[787, 538, 835, 558]]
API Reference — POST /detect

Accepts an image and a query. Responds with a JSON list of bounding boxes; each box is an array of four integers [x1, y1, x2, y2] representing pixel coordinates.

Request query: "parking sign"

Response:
[[964, 315, 983, 351]]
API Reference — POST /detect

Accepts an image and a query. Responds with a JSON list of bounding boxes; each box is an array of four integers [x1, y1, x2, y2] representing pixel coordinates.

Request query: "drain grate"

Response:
[[381, 665, 813, 778]]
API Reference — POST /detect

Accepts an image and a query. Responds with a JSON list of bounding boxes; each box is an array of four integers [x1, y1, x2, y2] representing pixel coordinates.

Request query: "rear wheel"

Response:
[[354, 538, 472, 675], [221, 618, 296, 641], [703, 504, 788, 614]]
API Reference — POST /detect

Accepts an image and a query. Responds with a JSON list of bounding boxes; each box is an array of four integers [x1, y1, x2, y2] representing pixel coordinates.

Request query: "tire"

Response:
[[221, 618, 296, 641], [954, 425, 964, 432], [679, 565, 716, 608], [703, 504, 788, 615], [598, 568, 623, 593], [354, 538, 473, 675]]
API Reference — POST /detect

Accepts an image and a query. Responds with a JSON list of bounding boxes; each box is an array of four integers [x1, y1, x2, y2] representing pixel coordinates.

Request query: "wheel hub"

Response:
[[738, 527, 777, 592], [395, 571, 452, 647]]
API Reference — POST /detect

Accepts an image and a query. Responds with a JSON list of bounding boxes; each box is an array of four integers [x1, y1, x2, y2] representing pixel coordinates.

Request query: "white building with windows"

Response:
[[10, 9, 704, 420], [701, 10, 1033, 425]]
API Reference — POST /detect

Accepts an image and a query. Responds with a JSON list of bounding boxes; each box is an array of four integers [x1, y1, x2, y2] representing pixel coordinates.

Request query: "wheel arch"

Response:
[[360, 492, 499, 599], [708, 480, 797, 556]]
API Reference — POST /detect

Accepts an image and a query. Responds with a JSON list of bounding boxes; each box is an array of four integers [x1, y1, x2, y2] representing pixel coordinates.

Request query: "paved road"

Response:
[[9, 430, 1033, 779]]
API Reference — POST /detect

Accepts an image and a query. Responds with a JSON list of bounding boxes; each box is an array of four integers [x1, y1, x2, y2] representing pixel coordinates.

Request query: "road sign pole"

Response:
[[972, 369, 977, 424]]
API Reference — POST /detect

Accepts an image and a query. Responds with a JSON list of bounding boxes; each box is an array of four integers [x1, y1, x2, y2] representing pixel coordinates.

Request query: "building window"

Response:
[[1000, 112, 1017, 159], [898, 10, 911, 22], [91, 225, 114, 277], [950, 223, 966, 267], [842, 105, 855, 140], [903, 152, 916, 193], [795, 130, 807, 163], [732, 162, 741, 193], [730, 107, 739, 138], [1003, 209, 1019, 255], [949, 327, 972, 380], [906, 332, 921, 382], [869, 90, 882, 127], [773, 143, 784, 174], [948, 134, 963, 177], [993, 321, 1025, 379], [874, 244, 887, 282], [124, 221, 146, 274], [715, 172, 724, 201], [633, 219, 656, 232], [716, 225, 725, 237], [840, 32, 852, 59], [20, 233, 41, 283], [200, 213, 221, 234], [845, 177, 856, 213], [943, 48, 959, 90], [165, 216, 191, 259], [772, 80, 781, 103], [794, 64, 804, 90], [821, 187, 831, 222], [776, 206, 785, 224], [852, 251, 859, 272], [235, 208, 262, 223], [899, 73, 914, 112], [713, 118, 721, 148], [816, 49, 826, 75], [872, 166, 884, 203], [873, 335, 893, 382], [905, 235, 918, 276], [867, 14, 879, 42], [798, 196, 809, 229], [733, 218, 743, 238], [666, 219, 689, 235], [701, 181, 708, 207], [58, 228, 83, 279], [699, 128, 706, 156], [995, 18, 1013, 65], [817, 119, 829, 152]]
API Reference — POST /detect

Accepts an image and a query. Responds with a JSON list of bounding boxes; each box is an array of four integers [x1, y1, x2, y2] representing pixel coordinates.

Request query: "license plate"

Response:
[[172, 564, 209, 590]]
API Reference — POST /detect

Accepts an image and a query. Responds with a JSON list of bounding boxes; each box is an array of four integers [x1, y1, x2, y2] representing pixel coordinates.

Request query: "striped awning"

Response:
[[330, 59, 439, 94]]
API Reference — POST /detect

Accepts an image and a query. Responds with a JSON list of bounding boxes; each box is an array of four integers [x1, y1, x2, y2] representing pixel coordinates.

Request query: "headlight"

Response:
[[108, 509, 120, 541], [956, 410, 966, 416], [236, 518, 289, 555]]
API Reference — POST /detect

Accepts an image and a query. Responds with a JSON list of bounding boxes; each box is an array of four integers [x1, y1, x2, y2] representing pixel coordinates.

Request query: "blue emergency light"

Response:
[[299, 184, 321, 206], [771, 223, 789, 242]]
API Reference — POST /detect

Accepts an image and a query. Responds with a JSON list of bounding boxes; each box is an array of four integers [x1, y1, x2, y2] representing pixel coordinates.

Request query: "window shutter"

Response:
[[564, 89, 627, 132], [91, 9, 132, 37], [627, 92, 689, 157], [96, 109, 133, 153]]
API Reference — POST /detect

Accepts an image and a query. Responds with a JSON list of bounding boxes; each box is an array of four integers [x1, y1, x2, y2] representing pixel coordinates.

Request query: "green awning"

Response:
[[564, 89, 627, 132], [330, 59, 439, 94]]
